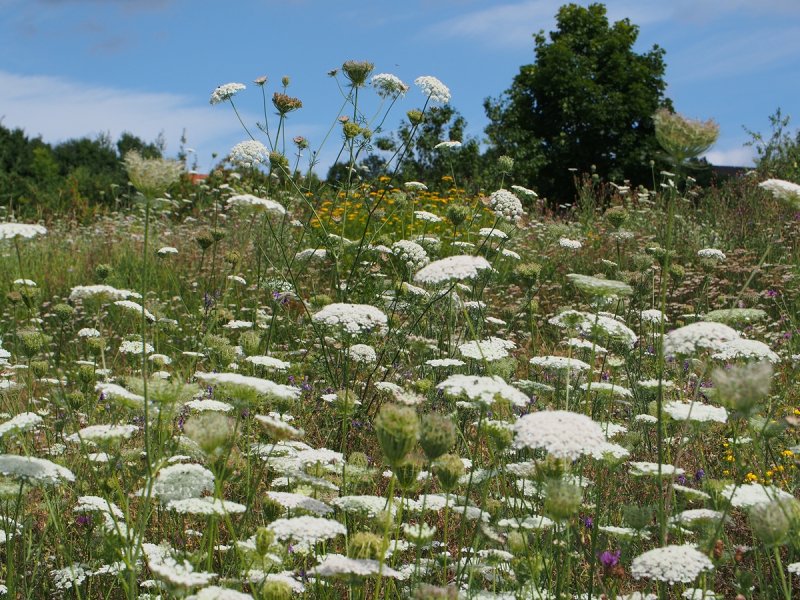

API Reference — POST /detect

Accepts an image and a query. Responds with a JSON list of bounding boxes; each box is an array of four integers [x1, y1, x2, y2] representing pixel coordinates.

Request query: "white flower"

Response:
[[266, 491, 333, 515], [227, 194, 286, 215], [119, 340, 154, 355], [425, 358, 465, 368], [414, 75, 451, 103], [437, 374, 529, 408], [331, 495, 398, 518], [664, 401, 727, 423], [673, 509, 724, 525], [267, 516, 346, 550], [629, 462, 685, 477], [96, 382, 145, 404], [348, 343, 377, 364], [664, 321, 740, 356], [294, 248, 327, 261], [229, 140, 268, 167], [698, 248, 726, 261], [158, 246, 178, 256], [194, 371, 300, 401], [76, 328, 100, 340], [209, 82, 246, 105], [721, 482, 794, 508], [711, 339, 779, 363], [641, 309, 667, 324], [13, 278, 36, 286], [404, 181, 428, 191], [245, 355, 290, 370], [630, 544, 713, 585], [414, 210, 442, 223], [489, 189, 523, 220], [312, 553, 404, 579], [558, 237, 582, 249], [567, 273, 632, 297], [371, 73, 409, 98], [478, 227, 508, 239], [152, 463, 215, 503], [0, 223, 47, 240], [529, 355, 591, 372], [549, 310, 638, 348], [0, 412, 43, 437], [512, 184, 538, 198], [579, 381, 633, 398], [143, 543, 216, 588], [70, 284, 140, 301], [311, 303, 388, 335], [392, 239, 429, 271], [758, 178, 800, 207], [167, 497, 247, 515], [414, 255, 492, 285], [459, 337, 515, 362], [113, 300, 156, 322], [187, 587, 254, 600], [67, 424, 138, 443], [0, 454, 75, 485], [512, 410, 607, 460]]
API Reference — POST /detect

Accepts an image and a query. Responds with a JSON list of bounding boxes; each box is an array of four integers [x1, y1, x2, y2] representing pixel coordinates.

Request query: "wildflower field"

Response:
[[2, 64, 800, 600]]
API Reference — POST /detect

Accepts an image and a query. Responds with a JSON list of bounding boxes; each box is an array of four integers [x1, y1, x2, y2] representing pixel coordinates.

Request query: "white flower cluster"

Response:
[[245, 355, 290, 370], [119, 340, 154, 355], [459, 337, 515, 362], [0, 223, 47, 240], [187, 587, 254, 600], [434, 140, 462, 150], [392, 239, 429, 271], [311, 303, 388, 335], [664, 321, 740, 356], [96, 382, 145, 404], [630, 544, 714, 584], [566, 273, 633, 297], [559, 237, 582, 249], [0, 412, 43, 437], [711, 339, 779, 363], [113, 300, 156, 322], [529, 355, 591, 372], [194, 371, 300, 401], [641, 309, 667, 324], [414, 210, 442, 223], [67, 424, 138, 443], [347, 343, 377, 364], [664, 401, 728, 423], [414, 75, 451, 103], [414, 255, 492, 285], [331, 495, 397, 518], [0, 454, 75, 485], [152, 463, 215, 503], [478, 227, 508, 239], [70, 284, 141, 301], [209, 82, 246, 105], [267, 515, 346, 550], [698, 248, 726, 261], [167, 497, 246, 516], [266, 491, 333, 515], [370, 73, 409, 98], [437, 374, 529, 408], [489, 189, 523, 220], [227, 194, 286, 215], [549, 310, 638, 348], [512, 410, 607, 460], [312, 553, 404, 579], [759, 178, 800, 207], [721, 482, 794, 508], [143, 542, 217, 588], [229, 140, 269, 167]]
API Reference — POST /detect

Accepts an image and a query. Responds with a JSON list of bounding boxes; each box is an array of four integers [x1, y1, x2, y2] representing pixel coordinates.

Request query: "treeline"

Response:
[[0, 123, 165, 218]]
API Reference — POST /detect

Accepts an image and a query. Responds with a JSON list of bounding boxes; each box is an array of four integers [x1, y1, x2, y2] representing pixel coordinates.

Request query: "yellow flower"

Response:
[[783, 449, 795, 458], [745, 472, 758, 482]]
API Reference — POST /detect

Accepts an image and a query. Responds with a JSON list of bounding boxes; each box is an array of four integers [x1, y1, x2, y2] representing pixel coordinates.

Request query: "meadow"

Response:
[[1, 67, 800, 600]]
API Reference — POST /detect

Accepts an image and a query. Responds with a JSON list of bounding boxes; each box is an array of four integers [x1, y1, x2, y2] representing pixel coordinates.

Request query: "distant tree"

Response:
[[117, 131, 163, 160], [745, 108, 800, 181], [484, 3, 671, 201]]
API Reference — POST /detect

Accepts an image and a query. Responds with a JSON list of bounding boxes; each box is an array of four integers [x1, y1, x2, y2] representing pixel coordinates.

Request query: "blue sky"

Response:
[[1, 0, 799, 175]]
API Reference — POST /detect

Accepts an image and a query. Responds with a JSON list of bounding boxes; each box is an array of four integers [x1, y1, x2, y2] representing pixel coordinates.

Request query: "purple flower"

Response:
[[581, 515, 593, 529], [766, 289, 778, 298], [599, 549, 620, 568], [677, 473, 686, 485], [695, 468, 705, 482]]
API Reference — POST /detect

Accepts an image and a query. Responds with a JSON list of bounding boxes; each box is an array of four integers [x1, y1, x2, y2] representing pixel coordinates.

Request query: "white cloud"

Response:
[[703, 144, 755, 167], [0, 70, 236, 148], [430, 0, 671, 49]]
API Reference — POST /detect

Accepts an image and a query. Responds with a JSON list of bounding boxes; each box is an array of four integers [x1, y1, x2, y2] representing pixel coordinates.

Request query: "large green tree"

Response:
[[484, 3, 670, 201]]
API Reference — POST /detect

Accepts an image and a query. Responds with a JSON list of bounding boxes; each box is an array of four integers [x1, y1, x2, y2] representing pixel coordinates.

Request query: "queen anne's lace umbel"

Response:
[[630, 544, 714, 584], [512, 410, 607, 460]]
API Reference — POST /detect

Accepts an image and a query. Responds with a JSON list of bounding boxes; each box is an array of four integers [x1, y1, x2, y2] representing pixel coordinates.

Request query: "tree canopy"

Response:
[[484, 2, 671, 201]]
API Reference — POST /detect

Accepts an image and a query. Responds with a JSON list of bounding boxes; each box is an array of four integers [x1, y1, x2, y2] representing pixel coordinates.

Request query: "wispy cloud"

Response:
[[703, 143, 755, 167], [429, 0, 671, 49]]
